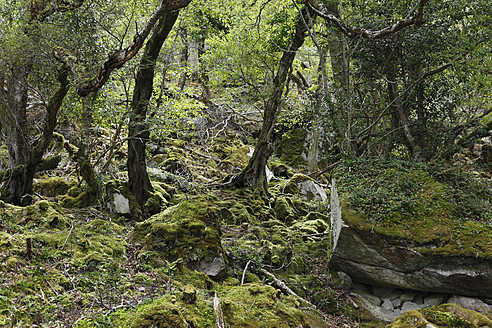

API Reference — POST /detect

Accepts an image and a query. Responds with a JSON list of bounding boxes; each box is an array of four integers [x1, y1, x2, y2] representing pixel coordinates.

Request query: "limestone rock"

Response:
[[111, 193, 131, 214], [448, 295, 492, 313], [423, 294, 444, 307], [284, 174, 327, 202], [331, 226, 492, 298], [401, 301, 426, 312]]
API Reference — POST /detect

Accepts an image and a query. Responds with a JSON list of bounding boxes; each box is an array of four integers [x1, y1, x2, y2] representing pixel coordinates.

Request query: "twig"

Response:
[[241, 260, 252, 285], [259, 268, 315, 308], [301, 231, 330, 238], [213, 292, 226, 328], [61, 221, 75, 251], [308, 161, 340, 178]]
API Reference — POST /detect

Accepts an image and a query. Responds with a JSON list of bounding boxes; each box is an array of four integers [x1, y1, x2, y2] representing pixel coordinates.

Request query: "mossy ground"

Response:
[[1, 135, 490, 327]]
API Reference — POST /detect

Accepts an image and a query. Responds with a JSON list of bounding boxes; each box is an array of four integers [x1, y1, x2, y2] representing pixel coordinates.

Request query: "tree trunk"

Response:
[[77, 94, 99, 197], [128, 10, 180, 206], [324, 1, 353, 153], [233, 9, 310, 193], [1, 64, 69, 205], [387, 80, 421, 159]]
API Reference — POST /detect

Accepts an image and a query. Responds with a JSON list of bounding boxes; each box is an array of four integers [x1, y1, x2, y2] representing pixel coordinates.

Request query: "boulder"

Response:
[[448, 295, 492, 313], [331, 226, 492, 298], [132, 196, 227, 280], [284, 174, 327, 202]]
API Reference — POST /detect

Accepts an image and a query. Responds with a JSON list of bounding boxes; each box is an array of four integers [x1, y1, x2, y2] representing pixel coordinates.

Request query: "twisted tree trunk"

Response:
[[128, 9, 181, 206], [232, 8, 311, 193]]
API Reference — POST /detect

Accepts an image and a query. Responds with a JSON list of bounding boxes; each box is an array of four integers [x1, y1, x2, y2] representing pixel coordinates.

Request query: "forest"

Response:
[[0, 0, 491, 327]]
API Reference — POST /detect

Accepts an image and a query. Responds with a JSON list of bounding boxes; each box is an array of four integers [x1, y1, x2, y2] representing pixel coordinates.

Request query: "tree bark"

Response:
[[127, 10, 180, 206], [0, 63, 69, 205], [232, 8, 311, 193]]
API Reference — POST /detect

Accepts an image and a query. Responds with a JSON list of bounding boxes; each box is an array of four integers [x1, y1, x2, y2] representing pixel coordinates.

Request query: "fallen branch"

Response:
[[308, 161, 340, 178], [213, 292, 226, 328], [259, 268, 315, 308], [241, 260, 252, 285]]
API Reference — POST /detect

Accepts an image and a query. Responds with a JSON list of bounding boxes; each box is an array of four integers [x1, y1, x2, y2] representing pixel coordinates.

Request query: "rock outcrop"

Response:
[[331, 226, 492, 298]]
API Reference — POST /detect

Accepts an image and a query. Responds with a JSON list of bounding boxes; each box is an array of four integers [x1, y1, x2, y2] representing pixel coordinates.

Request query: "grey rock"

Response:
[[401, 301, 426, 312], [297, 179, 327, 202], [188, 255, 226, 280], [111, 193, 130, 214], [400, 293, 416, 303], [338, 271, 352, 292], [373, 286, 401, 300], [391, 298, 402, 308], [331, 226, 492, 298], [381, 299, 394, 311], [353, 293, 400, 323], [448, 295, 492, 313], [423, 294, 444, 306], [351, 290, 381, 306]]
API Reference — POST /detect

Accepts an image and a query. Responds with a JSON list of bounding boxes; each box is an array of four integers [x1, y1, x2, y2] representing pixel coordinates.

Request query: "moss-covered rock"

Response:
[[387, 303, 492, 328], [132, 195, 226, 280], [277, 128, 308, 168], [274, 196, 294, 222], [34, 176, 75, 198]]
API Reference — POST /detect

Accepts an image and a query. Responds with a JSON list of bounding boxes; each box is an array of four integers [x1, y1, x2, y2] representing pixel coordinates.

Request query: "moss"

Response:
[[420, 304, 492, 327], [278, 128, 308, 168], [13, 201, 71, 231], [360, 321, 385, 328], [33, 176, 75, 197], [269, 161, 295, 178], [338, 159, 492, 259], [144, 191, 167, 216], [274, 196, 294, 222], [60, 190, 97, 208], [131, 297, 188, 328], [132, 196, 225, 277], [217, 282, 326, 327]]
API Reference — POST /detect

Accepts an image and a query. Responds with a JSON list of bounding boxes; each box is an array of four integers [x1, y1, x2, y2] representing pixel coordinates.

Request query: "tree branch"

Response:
[[77, 0, 192, 97], [307, 0, 430, 40]]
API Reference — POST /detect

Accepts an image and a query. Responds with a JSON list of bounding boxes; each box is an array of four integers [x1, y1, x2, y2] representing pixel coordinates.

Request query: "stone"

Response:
[[372, 286, 401, 300], [181, 284, 197, 304], [381, 299, 394, 311], [297, 179, 327, 202], [448, 295, 492, 313], [391, 298, 402, 308], [351, 290, 381, 306], [423, 294, 444, 306], [330, 226, 492, 298], [188, 255, 227, 281], [353, 293, 400, 323], [284, 174, 327, 202], [401, 301, 426, 312], [337, 271, 352, 292], [112, 193, 130, 214], [400, 293, 416, 303]]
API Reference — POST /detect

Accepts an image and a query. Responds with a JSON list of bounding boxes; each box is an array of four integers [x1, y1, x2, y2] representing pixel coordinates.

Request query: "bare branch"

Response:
[[307, 0, 430, 40], [77, 0, 192, 97]]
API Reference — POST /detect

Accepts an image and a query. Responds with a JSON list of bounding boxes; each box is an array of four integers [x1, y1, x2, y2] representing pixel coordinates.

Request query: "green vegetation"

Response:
[[337, 158, 492, 257], [1, 0, 491, 327]]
